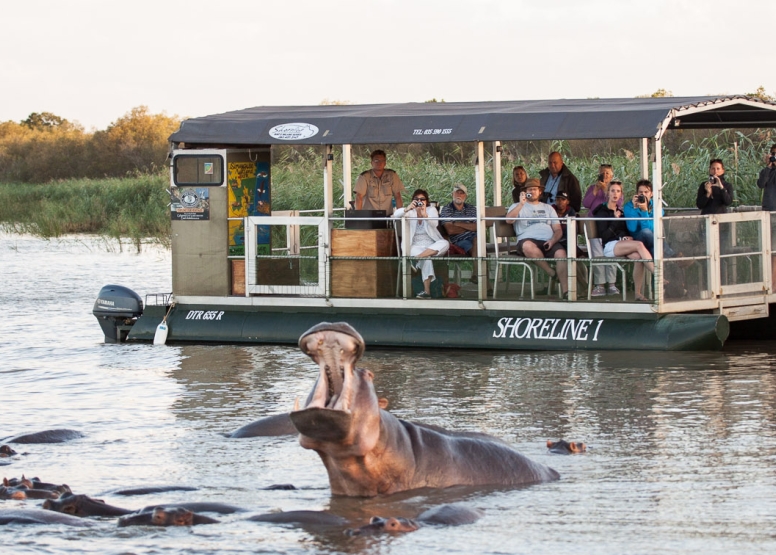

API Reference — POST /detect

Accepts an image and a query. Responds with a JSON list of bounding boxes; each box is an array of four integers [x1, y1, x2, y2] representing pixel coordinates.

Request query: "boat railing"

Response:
[[240, 211, 774, 314]]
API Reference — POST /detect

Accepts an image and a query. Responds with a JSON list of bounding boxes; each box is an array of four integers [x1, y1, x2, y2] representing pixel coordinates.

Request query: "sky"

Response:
[[2, 0, 772, 130]]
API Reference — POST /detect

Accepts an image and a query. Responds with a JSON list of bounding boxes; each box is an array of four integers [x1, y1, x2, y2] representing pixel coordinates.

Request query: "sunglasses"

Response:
[[412, 197, 428, 202], [610, 180, 623, 185]]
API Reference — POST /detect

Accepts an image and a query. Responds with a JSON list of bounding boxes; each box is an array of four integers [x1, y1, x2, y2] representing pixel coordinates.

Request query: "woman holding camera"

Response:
[[393, 188, 449, 298], [696, 159, 733, 215], [593, 180, 654, 302], [757, 144, 776, 212]]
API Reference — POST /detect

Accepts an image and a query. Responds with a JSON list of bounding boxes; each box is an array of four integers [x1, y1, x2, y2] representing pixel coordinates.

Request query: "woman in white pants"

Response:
[[393, 189, 449, 298]]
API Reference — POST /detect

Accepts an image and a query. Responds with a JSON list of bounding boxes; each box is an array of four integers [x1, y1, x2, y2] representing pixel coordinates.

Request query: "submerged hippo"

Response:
[[117, 506, 220, 527], [8, 429, 84, 444], [289, 322, 559, 497], [346, 504, 483, 535], [43, 494, 134, 517], [0, 508, 96, 527], [547, 440, 587, 454]]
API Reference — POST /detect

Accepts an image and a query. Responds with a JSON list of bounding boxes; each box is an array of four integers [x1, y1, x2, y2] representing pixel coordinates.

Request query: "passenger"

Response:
[[551, 191, 576, 253], [440, 183, 478, 257], [593, 181, 654, 302], [539, 151, 582, 212], [506, 178, 569, 298], [582, 164, 619, 212], [696, 158, 733, 215], [757, 144, 776, 212], [354, 149, 405, 214], [393, 189, 449, 299], [622, 179, 671, 257], [511, 166, 528, 203], [585, 166, 622, 297]]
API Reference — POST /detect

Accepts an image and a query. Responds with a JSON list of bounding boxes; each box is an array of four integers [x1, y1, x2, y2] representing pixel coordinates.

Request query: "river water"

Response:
[[1, 231, 775, 554]]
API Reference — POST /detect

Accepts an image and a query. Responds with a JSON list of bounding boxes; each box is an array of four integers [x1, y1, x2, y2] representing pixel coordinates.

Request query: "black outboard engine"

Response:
[[93, 285, 143, 343]]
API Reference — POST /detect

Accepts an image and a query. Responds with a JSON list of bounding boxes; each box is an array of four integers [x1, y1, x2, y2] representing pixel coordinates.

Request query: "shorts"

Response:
[[515, 238, 566, 257], [603, 240, 619, 257]]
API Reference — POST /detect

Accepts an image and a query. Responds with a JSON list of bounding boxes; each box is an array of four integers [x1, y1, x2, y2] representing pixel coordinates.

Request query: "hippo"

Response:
[[8, 429, 84, 444], [547, 440, 587, 454], [111, 485, 198, 496], [227, 413, 298, 438], [139, 502, 247, 515], [346, 504, 483, 535], [289, 322, 559, 497], [227, 397, 388, 439], [0, 508, 96, 527], [247, 510, 349, 527], [3, 476, 70, 494], [43, 494, 134, 517], [0, 485, 61, 500], [0, 445, 17, 457], [117, 506, 220, 527]]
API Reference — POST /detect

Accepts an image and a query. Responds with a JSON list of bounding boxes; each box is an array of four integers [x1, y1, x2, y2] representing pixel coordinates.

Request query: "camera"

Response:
[[709, 176, 717, 184], [637, 194, 647, 204], [598, 173, 605, 182], [770, 154, 776, 164], [525, 192, 533, 200]]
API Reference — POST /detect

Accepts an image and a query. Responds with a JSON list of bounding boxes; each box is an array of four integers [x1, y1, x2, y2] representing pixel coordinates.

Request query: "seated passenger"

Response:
[[393, 189, 449, 299], [551, 191, 576, 253], [440, 183, 478, 257], [593, 180, 654, 302], [511, 166, 528, 203], [506, 179, 569, 298], [584, 164, 620, 297], [622, 178, 673, 257]]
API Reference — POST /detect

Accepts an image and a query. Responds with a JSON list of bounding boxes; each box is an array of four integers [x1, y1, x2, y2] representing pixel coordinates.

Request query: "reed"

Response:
[[1, 130, 772, 247]]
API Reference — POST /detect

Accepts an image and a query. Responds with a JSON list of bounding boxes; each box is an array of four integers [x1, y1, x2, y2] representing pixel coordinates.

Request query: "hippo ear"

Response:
[[571, 442, 586, 453], [546, 440, 554, 448], [369, 516, 384, 524], [366, 370, 374, 380], [378, 397, 389, 409]]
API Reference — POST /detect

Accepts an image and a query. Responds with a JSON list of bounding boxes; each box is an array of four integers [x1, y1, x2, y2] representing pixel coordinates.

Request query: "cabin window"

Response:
[[173, 155, 224, 186]]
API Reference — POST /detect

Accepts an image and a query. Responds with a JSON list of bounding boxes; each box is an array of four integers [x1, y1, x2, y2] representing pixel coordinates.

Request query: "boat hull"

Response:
[[128, 304, 729, 351]]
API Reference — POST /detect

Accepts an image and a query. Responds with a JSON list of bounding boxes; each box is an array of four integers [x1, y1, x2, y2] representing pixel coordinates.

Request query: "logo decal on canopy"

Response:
[[269, 123, 319, 140]]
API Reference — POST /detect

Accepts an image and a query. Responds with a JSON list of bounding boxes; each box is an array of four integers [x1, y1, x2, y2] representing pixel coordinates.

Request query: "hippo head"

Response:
[[345, 516, 420, 535], [153, 507, 194, 526], [290, 322, 380, 455], [546, 439, 587, 454]]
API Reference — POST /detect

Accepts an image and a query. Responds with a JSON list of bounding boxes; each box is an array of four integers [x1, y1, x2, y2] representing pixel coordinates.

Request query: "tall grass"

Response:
[[0, 173, 170, 250], [1, 130, 773, 249]]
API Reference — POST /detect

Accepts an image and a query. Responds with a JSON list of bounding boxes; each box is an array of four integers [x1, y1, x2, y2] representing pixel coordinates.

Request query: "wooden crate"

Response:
[[331, 229, 396, 257], [331, 229, 397, 298], [331, 259, 398, 298]]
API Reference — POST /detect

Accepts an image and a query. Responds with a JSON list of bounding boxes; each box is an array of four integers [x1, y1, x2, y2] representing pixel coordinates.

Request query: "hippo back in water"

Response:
[[289, 322, 559, 497]]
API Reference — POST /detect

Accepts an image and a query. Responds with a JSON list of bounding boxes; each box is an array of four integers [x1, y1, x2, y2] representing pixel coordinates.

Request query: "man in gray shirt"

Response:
[[506, 178, 569, 298]]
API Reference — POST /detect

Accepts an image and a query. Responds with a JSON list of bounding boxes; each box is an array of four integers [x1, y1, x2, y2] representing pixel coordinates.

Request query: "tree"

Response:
[[637, 89, 673, 98], [746, 86, 775, 102], [22, 112, 75, 131]]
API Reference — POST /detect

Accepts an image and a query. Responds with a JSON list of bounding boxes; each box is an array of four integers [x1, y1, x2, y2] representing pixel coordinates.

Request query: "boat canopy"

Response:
[[170, 96, 776, 147]]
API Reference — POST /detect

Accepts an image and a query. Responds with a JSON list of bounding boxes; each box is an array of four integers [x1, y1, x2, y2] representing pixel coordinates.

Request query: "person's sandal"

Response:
[[634, 294, 650, 302]]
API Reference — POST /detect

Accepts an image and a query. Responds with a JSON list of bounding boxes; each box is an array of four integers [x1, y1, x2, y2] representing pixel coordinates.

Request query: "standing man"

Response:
[[506, 179, 569, 298], [539, 151, 582, 212], [440, 183, 479, 256], [354, 149, 405, 214], [757, 144, 776, 212]]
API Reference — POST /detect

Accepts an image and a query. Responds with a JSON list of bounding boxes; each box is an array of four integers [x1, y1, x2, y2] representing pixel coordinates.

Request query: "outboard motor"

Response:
[[93, 285, 143, 343]]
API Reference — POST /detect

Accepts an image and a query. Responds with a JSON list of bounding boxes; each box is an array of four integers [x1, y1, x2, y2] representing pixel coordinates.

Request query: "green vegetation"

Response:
[[0, 174, 170, 250], [1, 103, 774, 251]]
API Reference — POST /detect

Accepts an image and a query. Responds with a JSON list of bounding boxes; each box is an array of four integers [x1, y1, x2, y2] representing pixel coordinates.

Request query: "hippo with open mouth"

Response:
[[289, 322, 559, 497]]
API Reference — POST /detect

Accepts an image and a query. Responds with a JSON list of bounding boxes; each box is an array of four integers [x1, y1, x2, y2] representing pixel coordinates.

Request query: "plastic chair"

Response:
[[583, 220, 627, 301]]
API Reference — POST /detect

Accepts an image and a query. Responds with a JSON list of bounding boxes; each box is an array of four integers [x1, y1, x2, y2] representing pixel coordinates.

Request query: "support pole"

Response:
[[475, 141, 487, 299], [342, 144, 352, 208], [493, 141, 502, 206]]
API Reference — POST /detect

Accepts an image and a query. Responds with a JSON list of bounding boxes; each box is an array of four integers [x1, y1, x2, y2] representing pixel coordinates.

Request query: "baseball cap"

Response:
[[556, 191, 569, 200], [453, 183, 467, 194]]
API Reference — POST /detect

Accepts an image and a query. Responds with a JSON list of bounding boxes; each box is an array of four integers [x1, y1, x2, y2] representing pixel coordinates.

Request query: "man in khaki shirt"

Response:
[[354, 149, 405, 214]]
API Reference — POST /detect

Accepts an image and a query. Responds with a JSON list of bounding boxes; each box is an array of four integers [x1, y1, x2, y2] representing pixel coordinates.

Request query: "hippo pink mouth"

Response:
[[289, 323, 365, 440]]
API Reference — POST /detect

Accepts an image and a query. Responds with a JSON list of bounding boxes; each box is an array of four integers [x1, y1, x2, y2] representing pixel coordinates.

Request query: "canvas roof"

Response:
[[169, 96, 776, 147]]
